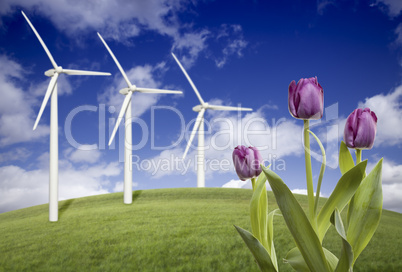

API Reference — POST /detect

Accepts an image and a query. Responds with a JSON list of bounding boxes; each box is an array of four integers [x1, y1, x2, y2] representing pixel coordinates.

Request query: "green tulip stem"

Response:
[[355, 149, 366, 178], [251, 177, 256, 191], [307, 129, 326, 216], [304, 120, 315, 223], [356, 149, 362, 164]]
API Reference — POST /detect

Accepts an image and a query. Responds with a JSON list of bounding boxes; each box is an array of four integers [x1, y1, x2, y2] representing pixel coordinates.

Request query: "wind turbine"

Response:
[[97, 33, 182, 204], [171, 53, 252, 188], [22, 11, 111, 222]]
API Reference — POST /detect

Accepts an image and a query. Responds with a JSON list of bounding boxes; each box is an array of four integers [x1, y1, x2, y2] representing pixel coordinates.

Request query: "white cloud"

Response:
[[373, 0, 402, 18], [291, 188, 326, 197], [1, 0, 182, 40], [383, 183, 402, 212], [222, 179, 271, 191], [291, 188, 309, 195], [173, 30, 210, 68], [222, 179, 252, 189], [0, 148, 32, 163], [112, 181, 139, 192], [214, 24, 248, 68], [0, 154, 121, 213], [64, 146, 102, 164], [0, 55, 50, 146]]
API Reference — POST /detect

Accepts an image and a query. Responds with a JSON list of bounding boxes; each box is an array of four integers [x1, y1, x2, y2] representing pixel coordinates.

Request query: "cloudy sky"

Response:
[[0, 0, 401, 213]]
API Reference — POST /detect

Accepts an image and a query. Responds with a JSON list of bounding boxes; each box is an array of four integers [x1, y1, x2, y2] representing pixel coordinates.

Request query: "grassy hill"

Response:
[[0, 188, 401, 271]]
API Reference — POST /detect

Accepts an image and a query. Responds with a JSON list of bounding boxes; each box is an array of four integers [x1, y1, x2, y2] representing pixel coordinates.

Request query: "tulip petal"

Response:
[[354, 111, 377, 149], [296, 81, 323, 119], [232, 145, 263, 181], [233, 148, 248, 181], [288, 80, 297, 118], [344, 108, 377, 149], [244, 147, 255, 178], [371, 111, 378, 122], [250, 146, 263, 177], [344, 110, 357, 148]]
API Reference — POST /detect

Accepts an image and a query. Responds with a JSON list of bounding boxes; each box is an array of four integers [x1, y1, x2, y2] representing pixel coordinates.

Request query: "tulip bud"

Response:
[[344, 108, 377, 149], [288, 77, 324, 120], [232, 145, 263, 181]]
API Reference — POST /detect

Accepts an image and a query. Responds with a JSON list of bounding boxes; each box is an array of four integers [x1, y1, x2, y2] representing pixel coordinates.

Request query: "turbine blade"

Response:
[[108, 92, 133, 146], [171, 53, 205, 105], [136, 87, 182, 94], [33, 73, 59, 130], [62, 69, 111, 76], [183, 109, 205, 159], [21, 11, 58, 69], [208, 105, 253, 111], [97, 32, 132, 88]]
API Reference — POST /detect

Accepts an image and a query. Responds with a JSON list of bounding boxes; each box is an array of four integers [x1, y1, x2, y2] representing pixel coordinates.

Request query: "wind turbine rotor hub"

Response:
[[129, 85, 137, 92], [55, 66, 63, 73]]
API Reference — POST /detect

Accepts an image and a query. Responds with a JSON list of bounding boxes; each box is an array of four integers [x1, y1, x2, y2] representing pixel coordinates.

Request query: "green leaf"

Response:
[[250, 170, 278, 270], [284, 247, 338, 272], [330, 209, 353, 272], [262, 166, 331, 272], [317, 160, 367, 241], [347, 158, 383, 263], [267, 209, 279, 270], [234, 225, 277, 272], [250, 172, 268, 247], [339, 141, 355, 175], [284, 247, 310, 272]]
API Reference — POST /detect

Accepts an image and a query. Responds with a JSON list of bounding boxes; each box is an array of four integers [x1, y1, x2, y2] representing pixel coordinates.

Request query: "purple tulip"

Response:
[[233, 145, 263, 181], [344, 108, 377, 149], [288, 77, 324, 120]]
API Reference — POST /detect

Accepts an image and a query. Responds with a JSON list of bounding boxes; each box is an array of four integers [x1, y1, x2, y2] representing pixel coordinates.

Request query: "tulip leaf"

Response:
[[339, 141, 355, 175], [250, 172, 268, 248], [317, 160, 367, 241], [267, 209, 280, 270], [250, 169, 278, 270], [234, 225, 277, 272], [284, 247, 310, 272], [262, 166, 331, 272], [284, 247, 338, 272], [330, 208, 354, 272], [347, 158, 383, 263]]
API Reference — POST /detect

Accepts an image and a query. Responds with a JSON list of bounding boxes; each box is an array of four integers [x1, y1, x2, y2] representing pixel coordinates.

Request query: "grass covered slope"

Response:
[[0, 188, 401, 271]]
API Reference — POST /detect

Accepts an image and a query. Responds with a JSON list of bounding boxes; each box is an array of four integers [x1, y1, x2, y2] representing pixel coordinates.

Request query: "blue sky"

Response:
[[0, 0, 401, 213]]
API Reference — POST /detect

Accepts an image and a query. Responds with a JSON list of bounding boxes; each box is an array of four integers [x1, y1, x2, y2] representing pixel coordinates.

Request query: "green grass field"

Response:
[[0, 188, 401, 271]]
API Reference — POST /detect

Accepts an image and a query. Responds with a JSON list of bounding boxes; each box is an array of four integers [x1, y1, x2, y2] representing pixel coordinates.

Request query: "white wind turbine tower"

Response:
[[97, 33, 182, 204], [171, 53, 252, 188], [22, 11, 111, 222]]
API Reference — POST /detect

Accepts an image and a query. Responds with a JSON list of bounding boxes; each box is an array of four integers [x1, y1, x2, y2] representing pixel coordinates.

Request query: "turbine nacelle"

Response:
[[119, 85, 137, 95], [193, 103, 208, 112], [44, 66, 63, 77]]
